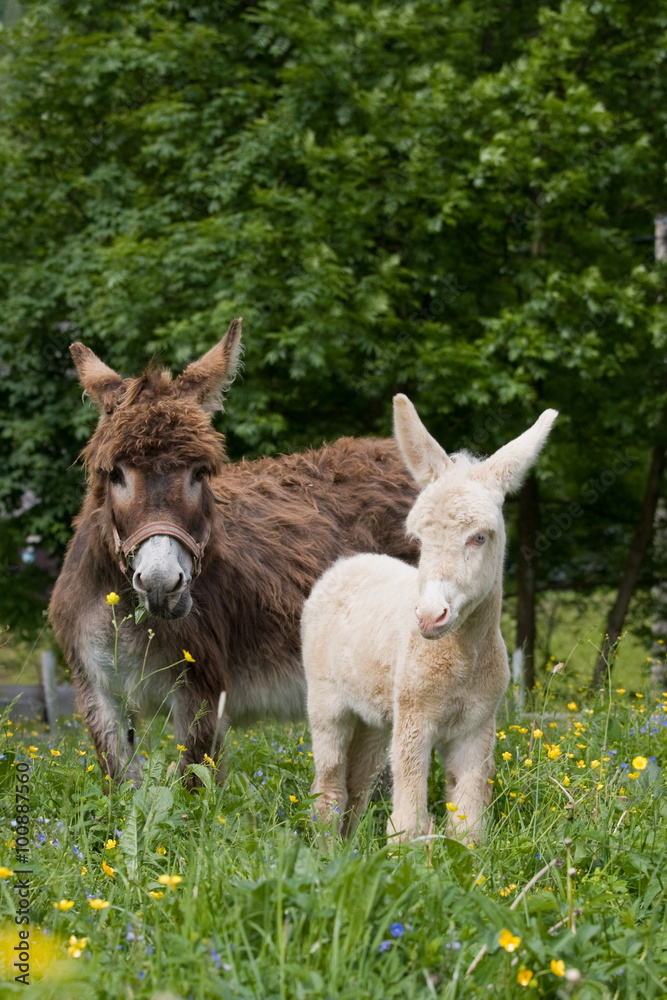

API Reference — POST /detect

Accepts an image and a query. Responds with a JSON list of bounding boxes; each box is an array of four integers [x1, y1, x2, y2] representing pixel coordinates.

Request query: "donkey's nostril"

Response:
[[167, 572, 185, 594]]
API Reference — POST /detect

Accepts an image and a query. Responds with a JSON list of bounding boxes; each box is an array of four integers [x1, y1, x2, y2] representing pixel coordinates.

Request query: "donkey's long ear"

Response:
[[69, 342, 126, 415], [393, 394, 453, 487], [476, 409, 558, 494], [175, 318, 243, 413]]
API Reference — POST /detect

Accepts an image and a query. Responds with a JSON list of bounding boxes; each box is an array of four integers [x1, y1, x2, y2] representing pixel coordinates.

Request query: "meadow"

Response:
[[0, 649, 666, 1000]]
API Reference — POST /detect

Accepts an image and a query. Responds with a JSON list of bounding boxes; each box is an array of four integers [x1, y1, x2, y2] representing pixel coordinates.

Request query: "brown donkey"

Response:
[[49, 320, 418, 785]]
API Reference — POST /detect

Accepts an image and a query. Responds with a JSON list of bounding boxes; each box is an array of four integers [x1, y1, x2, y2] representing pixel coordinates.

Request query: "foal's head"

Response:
[[393, 395, 557, 639], [71, 319, 243, 619]]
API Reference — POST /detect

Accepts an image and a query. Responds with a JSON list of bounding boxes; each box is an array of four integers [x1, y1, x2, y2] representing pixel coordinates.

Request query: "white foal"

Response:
[[302, 396, 557, 843]]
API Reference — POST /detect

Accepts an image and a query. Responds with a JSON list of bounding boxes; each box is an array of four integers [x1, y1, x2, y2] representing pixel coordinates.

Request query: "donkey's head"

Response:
[[70, 319, 243, 619], [393, 396, 557, 640]]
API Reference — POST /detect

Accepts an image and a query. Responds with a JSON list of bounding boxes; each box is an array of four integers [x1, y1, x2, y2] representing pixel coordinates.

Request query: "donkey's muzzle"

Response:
[[131, 535, 194, 619]]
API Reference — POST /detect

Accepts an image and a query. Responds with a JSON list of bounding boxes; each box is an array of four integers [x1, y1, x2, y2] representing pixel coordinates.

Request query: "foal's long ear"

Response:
[[175, 318, 243, 413], [393, 394, 452, 487], [69, 342, 126, 415], [476, 409, 558, 494]]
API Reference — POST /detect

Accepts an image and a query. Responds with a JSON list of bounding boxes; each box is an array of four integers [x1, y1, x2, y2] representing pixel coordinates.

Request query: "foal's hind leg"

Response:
[[309, 712, 355, 824], [341, 722, 389, 837]]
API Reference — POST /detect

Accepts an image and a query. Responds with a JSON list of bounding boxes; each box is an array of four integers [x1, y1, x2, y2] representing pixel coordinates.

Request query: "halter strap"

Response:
[[111, 520, 211, 578]]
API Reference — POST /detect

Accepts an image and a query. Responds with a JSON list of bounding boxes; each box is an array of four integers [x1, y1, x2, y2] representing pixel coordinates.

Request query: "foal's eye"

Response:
[[467, 533, 487, 547], [109, 466, 125, 487]]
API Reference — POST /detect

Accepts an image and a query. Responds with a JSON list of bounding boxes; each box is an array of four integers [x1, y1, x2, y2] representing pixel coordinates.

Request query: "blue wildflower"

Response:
[[390, 923, 405, 938], [379, 940, 392, 953]]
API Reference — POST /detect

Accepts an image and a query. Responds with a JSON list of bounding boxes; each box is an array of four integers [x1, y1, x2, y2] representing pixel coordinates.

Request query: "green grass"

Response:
[[0, 667, 666, 1000]]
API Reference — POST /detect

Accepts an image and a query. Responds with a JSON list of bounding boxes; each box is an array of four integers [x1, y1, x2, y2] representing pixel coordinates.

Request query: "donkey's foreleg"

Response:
[[173, 692, 228, 789], [75, 681, 142, 785]]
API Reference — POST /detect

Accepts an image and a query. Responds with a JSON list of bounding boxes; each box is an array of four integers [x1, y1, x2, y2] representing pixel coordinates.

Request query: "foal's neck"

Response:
[[454, 581, 503, 652]]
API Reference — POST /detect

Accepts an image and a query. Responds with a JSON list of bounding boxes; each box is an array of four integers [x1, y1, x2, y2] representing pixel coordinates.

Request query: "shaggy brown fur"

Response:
[[49, 321, 419, 785]]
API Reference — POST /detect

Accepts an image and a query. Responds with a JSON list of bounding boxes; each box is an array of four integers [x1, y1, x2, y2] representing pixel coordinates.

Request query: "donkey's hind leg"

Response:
[[341, 722, 390, 837]]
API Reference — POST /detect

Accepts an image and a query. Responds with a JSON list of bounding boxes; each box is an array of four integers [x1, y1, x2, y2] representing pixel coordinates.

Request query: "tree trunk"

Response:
[[591, 445, 666, 687], [516, 472, 540, 690]]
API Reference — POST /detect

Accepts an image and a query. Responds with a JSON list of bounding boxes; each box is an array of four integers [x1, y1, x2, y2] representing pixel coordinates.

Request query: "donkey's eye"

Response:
[[467, 533, 487, 547], [109, 466, 125, 487], [191, 467, 208, 484]]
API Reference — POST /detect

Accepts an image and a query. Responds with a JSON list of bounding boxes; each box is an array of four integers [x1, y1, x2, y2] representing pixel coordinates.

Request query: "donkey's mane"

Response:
[[82, 366, 227, 475]]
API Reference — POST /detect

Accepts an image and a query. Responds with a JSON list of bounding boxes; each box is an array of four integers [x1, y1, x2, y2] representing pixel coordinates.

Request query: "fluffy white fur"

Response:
[[302, 396, 557, 843]]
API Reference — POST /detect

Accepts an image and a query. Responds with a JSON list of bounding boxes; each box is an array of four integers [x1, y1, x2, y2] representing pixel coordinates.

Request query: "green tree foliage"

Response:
[[1, 0, 666, 647]]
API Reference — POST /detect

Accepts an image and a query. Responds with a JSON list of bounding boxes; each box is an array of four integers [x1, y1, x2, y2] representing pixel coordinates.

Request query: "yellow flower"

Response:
[[596, 783, 604, 790], [89, 899, 110, 909], [567, 702, 577, 711], [102, 860, 115, 877], [576, 760, 586, 768], [517, 969, 533, 986], [524, 759, 533, 768], [177, 745, 187, 752], [149, 891, 165, 899], [476, 875, 486, 885], [547, 746, 561, 760], [457, 813, 467, 820], [533, 729, 543, 739], [53, 899, 75, 911], [29, 745, 38, 752], [217, 815, 227, 824], [501, 751, 512, 761], [590, 760, 600, 769], [635, 693, 644, 698], [0, 867, 13, 878], [158, 874, 182, 888], [289, 795, 298, 803], [446, 802, 458, 812], [67, 934, 87, 958], [632, 756, 647, 771], [183, 650, 195, 663], [628, 771, 639, 779], [49, 749, 61, 757], [105, 839, 116, 850], [106, 592, 120, 605], [81, 866, 87, 876], [616, 688, 626, 694], [563, 776, 570, 787], [498, 928, 520, 952], [551, 959, 566, 977], [156, 846, 166, 855], [86, 764, 94, 772]]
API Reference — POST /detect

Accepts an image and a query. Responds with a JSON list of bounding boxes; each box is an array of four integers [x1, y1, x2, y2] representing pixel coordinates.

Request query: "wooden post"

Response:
[[516, 473, 539, 689], [41, 650, 59, 731], [651, 213, 667, 686]]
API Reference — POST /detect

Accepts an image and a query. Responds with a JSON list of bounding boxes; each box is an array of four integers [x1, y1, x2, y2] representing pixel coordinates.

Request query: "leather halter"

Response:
[[111, 519, 211, 579]]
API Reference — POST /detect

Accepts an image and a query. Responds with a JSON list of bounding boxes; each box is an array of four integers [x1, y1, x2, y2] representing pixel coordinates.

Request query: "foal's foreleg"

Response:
[[442, 725, 496, 844], [388, 711, 436, 842]]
